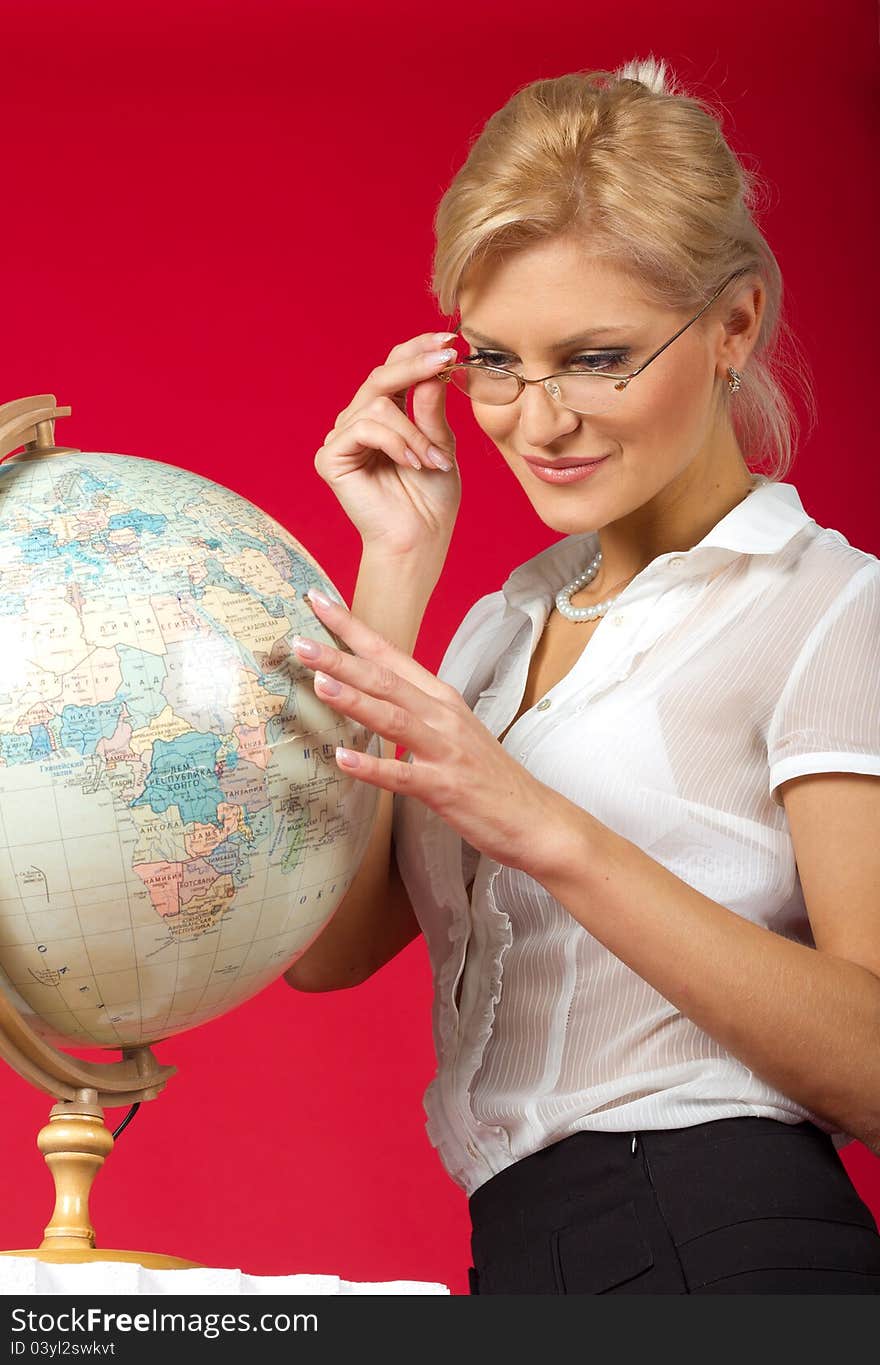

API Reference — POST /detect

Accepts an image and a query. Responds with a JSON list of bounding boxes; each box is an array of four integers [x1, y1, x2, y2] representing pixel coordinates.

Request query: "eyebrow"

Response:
[[459, 324, 635, 349]]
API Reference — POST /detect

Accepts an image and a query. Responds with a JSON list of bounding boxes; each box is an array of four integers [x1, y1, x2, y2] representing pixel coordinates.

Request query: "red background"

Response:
[[0, 1, 877, 1297]]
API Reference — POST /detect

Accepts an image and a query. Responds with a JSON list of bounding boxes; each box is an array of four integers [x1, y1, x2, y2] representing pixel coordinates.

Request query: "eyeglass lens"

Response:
[[447, 363, 630, 415]]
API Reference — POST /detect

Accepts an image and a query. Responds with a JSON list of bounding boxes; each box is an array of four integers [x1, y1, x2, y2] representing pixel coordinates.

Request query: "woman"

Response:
[[285, 56, 880, 1293]]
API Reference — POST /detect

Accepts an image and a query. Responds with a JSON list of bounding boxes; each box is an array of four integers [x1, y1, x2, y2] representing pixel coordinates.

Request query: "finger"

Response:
[[330, 395, 454, 471], [381, 343, 461, 437], [324, 413, 452, 473], [312, 668, 448, 763], [333, 744, 422, 797], [330, 333, 456, 429], [291, 630, 454, 750], [359, 344, 458, 403], [348, 331, 459, 411], [334, 333, 460, 446], [385, 329, 460, 364], [301, 591, 460, 705]]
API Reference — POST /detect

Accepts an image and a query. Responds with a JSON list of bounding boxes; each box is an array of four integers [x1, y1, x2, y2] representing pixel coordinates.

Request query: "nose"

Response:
[[516, 378, 581, 441]]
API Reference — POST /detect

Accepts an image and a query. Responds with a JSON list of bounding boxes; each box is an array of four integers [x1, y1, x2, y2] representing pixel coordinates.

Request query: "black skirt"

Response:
[[467, 1116, 880, 1294]]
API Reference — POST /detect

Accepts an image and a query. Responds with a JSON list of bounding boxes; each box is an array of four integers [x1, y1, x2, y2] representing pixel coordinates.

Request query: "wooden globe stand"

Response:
[[0, 994, 198, 1268], [0, 397, 199, 1268], [5, 1089, 198, 1268]]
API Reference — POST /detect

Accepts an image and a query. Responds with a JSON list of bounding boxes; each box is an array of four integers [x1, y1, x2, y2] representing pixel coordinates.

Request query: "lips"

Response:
[[523, 454, 611, 469], [525, 455, 611, 485]]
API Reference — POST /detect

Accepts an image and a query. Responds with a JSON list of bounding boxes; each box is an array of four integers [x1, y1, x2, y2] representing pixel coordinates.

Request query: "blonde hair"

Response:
[[430, 55, 816, 481]]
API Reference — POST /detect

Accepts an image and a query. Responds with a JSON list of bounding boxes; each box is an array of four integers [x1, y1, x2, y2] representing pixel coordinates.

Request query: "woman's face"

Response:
[[454, 235, 755, 537]]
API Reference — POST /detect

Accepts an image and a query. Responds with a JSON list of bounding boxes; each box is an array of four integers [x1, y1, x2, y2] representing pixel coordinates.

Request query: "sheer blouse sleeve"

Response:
[[767, 562, 880, 807]]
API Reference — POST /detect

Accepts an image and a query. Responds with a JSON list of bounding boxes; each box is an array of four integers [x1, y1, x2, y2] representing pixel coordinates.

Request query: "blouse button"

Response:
[[611, 613, 625, 626], [669, 555, 685, 567], [536, 698, 552, 711]]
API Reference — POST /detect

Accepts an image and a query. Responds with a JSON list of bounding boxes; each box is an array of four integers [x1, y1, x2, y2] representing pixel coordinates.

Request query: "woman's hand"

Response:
[[293, 588, 563, 875], [315, 330, 463, 560]]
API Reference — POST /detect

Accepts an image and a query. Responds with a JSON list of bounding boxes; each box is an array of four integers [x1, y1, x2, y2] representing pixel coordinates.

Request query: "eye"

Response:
[[464, 349, 632, 371], [568, 351, 632, 372], [463, 351, 508, 367]]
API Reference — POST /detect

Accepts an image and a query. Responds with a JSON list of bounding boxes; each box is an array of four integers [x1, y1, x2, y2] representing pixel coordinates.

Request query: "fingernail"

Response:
[[315, 671, 341, 695], [426, 446, 453, 471], [306, 587, 332, 609], [292, 635, 320, 659], [432, 331, 457, 343], [336, 746, 361, 768]]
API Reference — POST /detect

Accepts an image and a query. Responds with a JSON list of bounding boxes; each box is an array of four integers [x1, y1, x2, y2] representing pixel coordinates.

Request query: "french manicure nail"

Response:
[[427, 446, 452, 470], [292, 635, 320, 658], [306, 587, 332, 609]]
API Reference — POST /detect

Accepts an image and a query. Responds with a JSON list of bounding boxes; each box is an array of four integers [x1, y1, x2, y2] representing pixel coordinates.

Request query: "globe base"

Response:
[[0, 1248, 200, 1269], [9, 1090, 201, 1271]]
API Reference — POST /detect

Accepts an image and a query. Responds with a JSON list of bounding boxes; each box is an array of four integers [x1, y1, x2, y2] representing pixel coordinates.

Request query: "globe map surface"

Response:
[[0, 452, 379, 1051]]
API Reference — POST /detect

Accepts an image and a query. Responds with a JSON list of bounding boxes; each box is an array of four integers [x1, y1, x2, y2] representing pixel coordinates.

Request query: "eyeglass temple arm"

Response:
[[619, 268, 751, 383]]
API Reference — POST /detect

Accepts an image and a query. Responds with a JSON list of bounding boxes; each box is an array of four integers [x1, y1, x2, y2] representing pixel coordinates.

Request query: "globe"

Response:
[[0, 442, 381, 1056]]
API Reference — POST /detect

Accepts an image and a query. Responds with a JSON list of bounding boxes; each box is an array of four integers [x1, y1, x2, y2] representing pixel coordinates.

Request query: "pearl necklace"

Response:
[[555, 550, 625, 622], [556, 548, 616, 625]]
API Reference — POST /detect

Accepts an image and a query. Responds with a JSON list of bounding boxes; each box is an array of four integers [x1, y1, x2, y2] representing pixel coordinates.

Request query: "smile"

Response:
[[525, 455, 611, 484]]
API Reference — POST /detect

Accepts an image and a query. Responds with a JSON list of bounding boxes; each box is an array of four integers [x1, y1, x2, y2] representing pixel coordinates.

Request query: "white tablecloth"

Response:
[[0, 1256, 450, 1294]]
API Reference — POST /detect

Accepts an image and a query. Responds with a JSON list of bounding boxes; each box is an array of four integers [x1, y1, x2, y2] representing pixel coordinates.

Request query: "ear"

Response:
[[716, 277, 765, 375]]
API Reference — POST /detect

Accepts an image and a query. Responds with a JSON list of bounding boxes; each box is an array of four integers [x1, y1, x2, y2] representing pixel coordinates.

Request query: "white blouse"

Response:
[[391, 476, 880, 1198]]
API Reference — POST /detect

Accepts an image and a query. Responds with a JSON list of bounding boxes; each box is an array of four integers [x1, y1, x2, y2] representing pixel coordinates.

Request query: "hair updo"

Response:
[[430, 54, 815, 481]]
